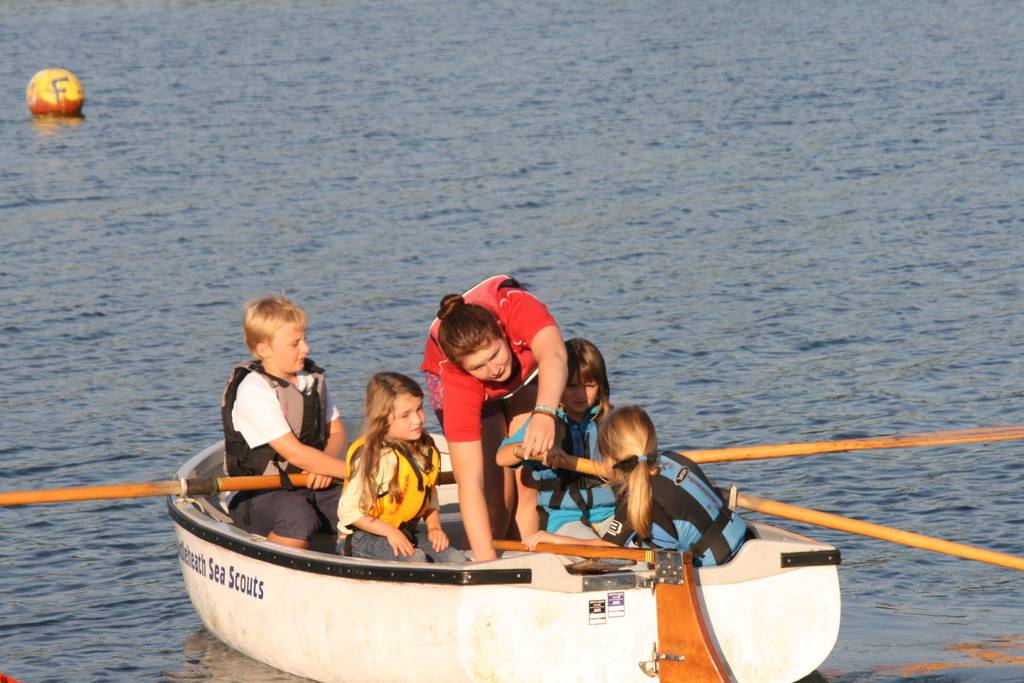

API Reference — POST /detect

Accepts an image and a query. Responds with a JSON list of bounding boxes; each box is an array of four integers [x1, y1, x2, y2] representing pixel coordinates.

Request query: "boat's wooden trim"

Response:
[[168, 499, 533, 586], [655, 551, 733, 683]]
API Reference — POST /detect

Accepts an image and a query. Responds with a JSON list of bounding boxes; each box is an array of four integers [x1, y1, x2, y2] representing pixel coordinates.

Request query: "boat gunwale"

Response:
[[168, 498, 535, 586]]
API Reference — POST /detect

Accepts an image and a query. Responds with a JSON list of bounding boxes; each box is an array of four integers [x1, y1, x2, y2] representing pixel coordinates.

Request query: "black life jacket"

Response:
[[606, 451, 748, 567], [221, 359, 329, 477]]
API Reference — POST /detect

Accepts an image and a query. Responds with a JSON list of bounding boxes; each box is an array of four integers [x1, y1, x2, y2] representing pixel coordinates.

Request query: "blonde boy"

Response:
[[221, 295, 348, 549]]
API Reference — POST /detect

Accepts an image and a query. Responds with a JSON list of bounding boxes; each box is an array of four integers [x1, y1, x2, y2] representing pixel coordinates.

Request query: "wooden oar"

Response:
[[0, 472, 457, 507], [499, 496, 1023, 571], [683, 424, 1024, 464], [0, 473, 314, 507], [493, 539, 653, 562], [516, 424, 1024, 471], [733, 492, 1024, 572]]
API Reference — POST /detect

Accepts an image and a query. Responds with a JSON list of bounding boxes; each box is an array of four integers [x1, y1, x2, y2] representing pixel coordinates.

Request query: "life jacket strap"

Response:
[[646, 460, 736, 565], [533, 471, 605, 492], [273, 457, 298, 491], [689, 507, 735, 565]]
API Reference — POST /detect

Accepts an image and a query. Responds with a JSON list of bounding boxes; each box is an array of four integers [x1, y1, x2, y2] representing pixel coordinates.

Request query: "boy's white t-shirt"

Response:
[[231, 371, 340, 448]]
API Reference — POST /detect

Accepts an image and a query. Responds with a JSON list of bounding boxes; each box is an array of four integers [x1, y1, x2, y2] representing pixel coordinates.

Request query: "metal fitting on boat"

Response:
[[654, 551, 686, 585], [639, 643, 660, 677]]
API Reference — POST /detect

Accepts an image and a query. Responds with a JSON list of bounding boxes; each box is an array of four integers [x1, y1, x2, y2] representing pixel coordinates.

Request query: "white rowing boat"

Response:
[[169, 439, 841, 683]]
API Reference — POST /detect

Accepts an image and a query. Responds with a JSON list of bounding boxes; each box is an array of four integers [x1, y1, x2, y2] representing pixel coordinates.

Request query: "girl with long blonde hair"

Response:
[[337, 372, 465, 563]]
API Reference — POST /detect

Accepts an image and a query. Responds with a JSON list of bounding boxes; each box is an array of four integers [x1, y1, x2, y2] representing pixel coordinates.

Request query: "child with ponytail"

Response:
[[523, 406, 747, 567], [337, 372, 465, 563]]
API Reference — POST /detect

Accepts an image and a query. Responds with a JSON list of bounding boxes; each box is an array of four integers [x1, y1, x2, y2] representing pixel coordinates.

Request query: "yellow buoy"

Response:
[[26, 68, 84, 116]]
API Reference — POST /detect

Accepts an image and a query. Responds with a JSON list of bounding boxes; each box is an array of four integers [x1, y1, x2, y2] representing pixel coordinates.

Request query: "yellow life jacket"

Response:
[[345, 436, 440, 528]]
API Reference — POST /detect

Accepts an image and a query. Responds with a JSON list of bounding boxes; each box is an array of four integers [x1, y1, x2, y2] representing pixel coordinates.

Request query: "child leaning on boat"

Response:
[[336, 372, 466, 563], [221, 296, 349, 550], [523, 406, 749, 567], [496, 338, 617, 541]]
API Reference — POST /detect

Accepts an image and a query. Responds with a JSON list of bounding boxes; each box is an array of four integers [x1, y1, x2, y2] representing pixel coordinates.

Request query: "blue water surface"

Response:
[[2, 1, 1024, 681]]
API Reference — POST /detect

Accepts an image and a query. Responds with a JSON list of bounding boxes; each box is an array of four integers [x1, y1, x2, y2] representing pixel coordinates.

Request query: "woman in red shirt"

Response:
[[422, 276, 567, 561]]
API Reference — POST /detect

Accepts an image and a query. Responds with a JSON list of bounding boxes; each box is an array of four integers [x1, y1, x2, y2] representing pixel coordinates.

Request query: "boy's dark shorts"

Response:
[[229, 485, 340, 542]]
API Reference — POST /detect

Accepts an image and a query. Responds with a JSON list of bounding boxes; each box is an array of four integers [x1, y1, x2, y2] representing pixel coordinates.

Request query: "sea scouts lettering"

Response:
[[206, 557, 265, 600], [229, 566, 265, 599], [209, 557, 227, 585], [177, 541, 265, 600]]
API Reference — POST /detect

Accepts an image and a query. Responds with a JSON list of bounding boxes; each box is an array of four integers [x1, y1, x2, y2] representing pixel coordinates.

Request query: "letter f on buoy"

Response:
[[26, 68, 84, 116]]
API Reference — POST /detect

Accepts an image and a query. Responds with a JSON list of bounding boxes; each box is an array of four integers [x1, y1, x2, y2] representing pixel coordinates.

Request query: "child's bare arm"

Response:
[[496, 410, 535, 467], [522, 530, 616, 551], [268, 432, 348, 480], [423, 508, 450, 552], [498, 441, 572, 468], [323, 418, 347, 462], [352, 516, 415, 557], [495, 441, 525, 467]]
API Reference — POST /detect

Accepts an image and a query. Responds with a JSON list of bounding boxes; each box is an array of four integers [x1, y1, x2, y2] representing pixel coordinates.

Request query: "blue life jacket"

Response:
[[602, 451, 748, 567], [503, 407, 616, 532]]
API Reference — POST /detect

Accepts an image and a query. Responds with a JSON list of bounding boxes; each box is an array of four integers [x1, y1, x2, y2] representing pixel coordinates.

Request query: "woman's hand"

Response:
[[448, 440, 499, 561], [428, 527, 450, 552], [523, 324, 568, 458], [385, 527, 415, 557], [521, 411, 556, 459]]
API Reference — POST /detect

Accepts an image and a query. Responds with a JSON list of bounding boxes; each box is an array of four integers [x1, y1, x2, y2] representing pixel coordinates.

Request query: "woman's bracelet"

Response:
[[532, 404, 559, 420]]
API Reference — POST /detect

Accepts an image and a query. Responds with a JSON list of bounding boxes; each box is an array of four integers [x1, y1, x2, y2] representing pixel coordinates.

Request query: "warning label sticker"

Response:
[[589, 599, 607, 625], [607, 591, 625, 618]]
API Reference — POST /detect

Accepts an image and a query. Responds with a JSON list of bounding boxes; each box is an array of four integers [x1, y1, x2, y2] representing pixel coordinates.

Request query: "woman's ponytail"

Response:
[[437, 294, 464, 320]]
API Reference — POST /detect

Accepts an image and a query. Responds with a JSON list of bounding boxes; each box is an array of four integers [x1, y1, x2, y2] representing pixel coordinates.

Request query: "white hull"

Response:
[[170, 442, 841, 683]]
